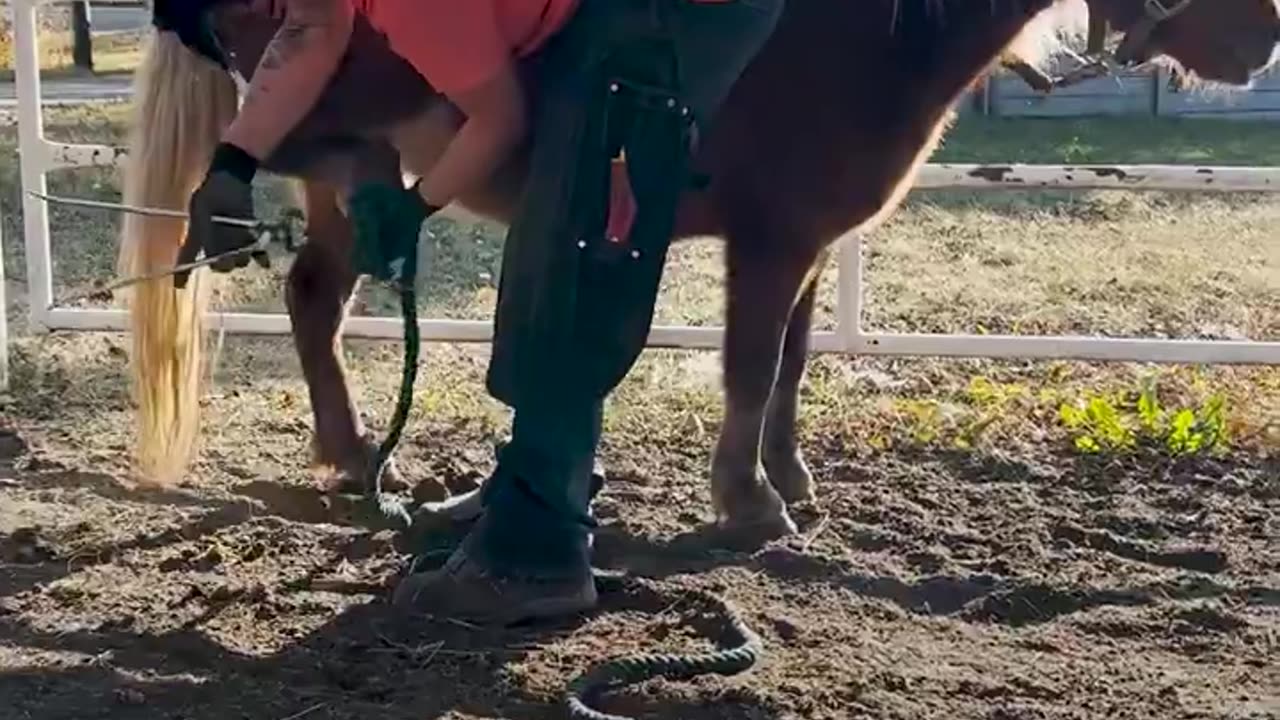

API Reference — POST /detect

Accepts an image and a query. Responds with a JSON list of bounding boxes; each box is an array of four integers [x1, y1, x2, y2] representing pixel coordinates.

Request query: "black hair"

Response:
[[151, 0, 230, 69]]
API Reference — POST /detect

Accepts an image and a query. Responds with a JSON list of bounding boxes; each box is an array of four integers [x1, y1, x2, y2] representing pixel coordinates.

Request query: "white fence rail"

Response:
[[4, 0, 1279, 392]]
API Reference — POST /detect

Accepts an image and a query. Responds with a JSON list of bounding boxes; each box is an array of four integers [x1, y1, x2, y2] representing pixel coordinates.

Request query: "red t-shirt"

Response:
[[351, 0, 582, 95]]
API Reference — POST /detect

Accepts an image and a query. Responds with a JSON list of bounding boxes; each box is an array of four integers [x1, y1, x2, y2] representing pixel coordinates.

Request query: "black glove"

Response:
[[174, 142, 270, 289]]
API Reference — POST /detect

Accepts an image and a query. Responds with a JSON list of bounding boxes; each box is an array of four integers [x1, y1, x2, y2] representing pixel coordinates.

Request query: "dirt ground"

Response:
[[0, 348, 1276, 720], [1, 108, 1278, 719]]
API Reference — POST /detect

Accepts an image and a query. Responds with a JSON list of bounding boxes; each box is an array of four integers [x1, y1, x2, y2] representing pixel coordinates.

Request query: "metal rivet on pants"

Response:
[[577, 239, 587, 249], [631, 249, 641, 259], [667, 98, 677, 108], [610, 83, 620, 93]]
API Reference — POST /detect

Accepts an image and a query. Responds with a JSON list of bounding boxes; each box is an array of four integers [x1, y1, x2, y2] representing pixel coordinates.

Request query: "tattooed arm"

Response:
[[222, 0, 354, 161]]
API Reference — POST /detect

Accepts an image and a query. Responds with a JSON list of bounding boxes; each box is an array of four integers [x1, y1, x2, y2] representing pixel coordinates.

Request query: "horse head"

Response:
[[1085, 0, 1280, 85]]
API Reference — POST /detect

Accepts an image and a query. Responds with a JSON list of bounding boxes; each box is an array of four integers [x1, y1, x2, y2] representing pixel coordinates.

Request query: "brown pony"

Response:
[[118, 0, 1279, 539]]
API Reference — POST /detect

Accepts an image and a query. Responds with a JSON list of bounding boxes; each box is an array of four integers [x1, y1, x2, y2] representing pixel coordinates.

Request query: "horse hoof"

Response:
[[714, 508, 800, 550], [711, 459, 797, 544], [373, 471, 411, 495], [323, 462, 411, 496], [310, 440, 412, 495], [763, 449, 816, 506], [713, 487, 800, 548]]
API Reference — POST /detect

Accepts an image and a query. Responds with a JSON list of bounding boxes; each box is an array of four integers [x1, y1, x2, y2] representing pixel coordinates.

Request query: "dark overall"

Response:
[[470, 0, 784, 579]]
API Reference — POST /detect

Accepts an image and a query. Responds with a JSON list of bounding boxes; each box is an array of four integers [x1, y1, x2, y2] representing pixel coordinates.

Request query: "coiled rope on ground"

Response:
[[564, 571, 765, 720]]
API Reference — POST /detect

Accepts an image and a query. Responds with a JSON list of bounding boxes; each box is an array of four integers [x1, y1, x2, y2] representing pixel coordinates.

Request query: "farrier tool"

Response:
[[27, 190, 414, 527], [27, 190, 305, 303]]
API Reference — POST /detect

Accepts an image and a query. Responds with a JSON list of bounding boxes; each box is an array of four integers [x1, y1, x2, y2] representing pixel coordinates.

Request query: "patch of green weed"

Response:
[[1058, 375, 1230, 458]]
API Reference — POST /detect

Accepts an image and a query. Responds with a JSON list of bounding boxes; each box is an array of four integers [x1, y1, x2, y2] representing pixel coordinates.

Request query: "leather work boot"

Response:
[[394, 400, 602, 624], [391, 544, 598, 625]]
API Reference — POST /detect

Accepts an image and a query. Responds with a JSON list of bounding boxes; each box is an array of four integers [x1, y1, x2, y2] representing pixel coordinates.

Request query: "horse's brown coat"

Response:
[[197, 0, 1278, 533]]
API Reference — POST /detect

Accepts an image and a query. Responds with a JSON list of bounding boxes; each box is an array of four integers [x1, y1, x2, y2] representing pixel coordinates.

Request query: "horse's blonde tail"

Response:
[[117, 29, 238, 486]]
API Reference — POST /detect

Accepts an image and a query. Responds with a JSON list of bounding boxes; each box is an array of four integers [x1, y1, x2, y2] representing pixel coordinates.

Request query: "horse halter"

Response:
[[1098, 0, 1197, 64]]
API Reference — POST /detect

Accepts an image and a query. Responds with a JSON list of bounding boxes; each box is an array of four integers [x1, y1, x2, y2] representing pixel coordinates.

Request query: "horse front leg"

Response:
[[287, 178, 407, 492], [711, 235, 820, 540], [761, 259, 823, 506]]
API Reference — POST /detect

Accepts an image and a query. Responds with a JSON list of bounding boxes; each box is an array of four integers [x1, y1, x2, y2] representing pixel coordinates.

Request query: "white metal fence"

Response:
[[4, 0, 1279, 391]]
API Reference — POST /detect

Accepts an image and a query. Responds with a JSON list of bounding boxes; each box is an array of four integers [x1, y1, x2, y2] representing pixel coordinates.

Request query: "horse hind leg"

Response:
[[761, 258, 823, 506], [287, 179, 407, 493], [711, 234, 821, 541]]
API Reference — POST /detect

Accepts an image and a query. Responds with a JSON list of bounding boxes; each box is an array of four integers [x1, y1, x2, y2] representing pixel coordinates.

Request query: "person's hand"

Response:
[[175, 143, 268, 289]]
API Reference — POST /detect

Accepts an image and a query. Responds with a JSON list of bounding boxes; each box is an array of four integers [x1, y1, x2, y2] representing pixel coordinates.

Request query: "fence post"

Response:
[[15, 0, 54, 332], [71, 1, 94, 72], [836, 232, 865, 352]]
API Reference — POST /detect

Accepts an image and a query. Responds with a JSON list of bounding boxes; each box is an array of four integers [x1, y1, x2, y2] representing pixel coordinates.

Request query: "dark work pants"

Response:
[[472, 0, 785, 579]]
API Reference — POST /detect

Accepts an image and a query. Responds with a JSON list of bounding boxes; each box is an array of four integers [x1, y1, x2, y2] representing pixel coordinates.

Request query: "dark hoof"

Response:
[[763, 448, 816, 506], [712, 460, 798, 546], [310, 431, 412, 495], [717, 507, 799, 549], [330, 459, 411, 495]]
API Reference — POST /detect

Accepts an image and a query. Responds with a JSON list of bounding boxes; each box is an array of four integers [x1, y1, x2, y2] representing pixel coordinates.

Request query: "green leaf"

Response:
[[1059, 403, 1085, 428], [1167, 409, 1196, 454], [1075, 435, 1100, 453]]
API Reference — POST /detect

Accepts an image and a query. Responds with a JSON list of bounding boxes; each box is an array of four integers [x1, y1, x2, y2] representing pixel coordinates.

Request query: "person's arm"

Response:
[[222, 0, 354, 161], [414, 60, 527, 209]]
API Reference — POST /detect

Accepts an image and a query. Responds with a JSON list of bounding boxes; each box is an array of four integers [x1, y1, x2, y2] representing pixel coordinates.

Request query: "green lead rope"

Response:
[[362, 283, 418, 528], [348, 181, 436, 529], [565, 573, 765, 720]]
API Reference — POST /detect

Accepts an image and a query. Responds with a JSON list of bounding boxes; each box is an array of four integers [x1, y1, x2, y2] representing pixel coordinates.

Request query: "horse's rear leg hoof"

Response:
[[312, 435, 413, 495], [764, 447, 816, 506], [712, 465, 799, 544], [335, 460, 411, 495]]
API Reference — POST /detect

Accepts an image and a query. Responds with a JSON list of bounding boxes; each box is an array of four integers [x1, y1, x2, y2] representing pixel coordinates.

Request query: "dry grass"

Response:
[[0, 107, 1276, 469]]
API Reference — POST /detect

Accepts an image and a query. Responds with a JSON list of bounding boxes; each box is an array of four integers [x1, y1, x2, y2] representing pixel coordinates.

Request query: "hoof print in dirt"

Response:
[[113, 687, 147, 706], [771, 616, 802, 643], [159, 545, 229, 573], [411, 478, 451, 505], [1052, 522, 1230, 574], [1, 527, 57, 564], [0, 429, 28, 462]]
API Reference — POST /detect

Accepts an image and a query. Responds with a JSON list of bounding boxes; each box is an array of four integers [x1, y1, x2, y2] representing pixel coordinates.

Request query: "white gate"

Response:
[[5, 0, 1279, 392]]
